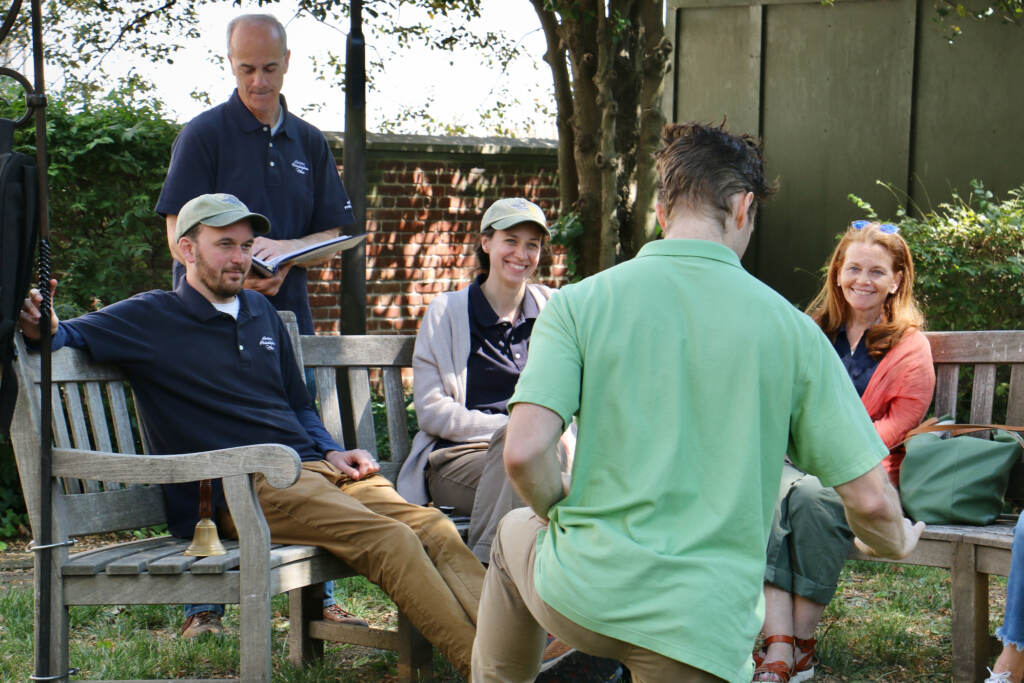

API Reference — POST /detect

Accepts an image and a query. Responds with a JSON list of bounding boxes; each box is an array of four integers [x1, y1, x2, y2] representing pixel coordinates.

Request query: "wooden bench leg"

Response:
[[289, 584, 325, 667], [951, 542, 990, 683], [397, 610, 433, 683]]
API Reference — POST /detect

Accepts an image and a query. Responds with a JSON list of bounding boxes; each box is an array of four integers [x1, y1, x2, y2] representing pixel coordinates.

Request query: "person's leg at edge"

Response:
[[468, 425, 571, 564], [992, 516, 1024, 682], [253, 461, 482, 677], [473, 507, 723, 683], [183, 604, 224, 619]]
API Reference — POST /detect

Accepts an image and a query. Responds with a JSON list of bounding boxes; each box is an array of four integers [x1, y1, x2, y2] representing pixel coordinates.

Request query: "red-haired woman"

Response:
[[754, 221, 936, 682]]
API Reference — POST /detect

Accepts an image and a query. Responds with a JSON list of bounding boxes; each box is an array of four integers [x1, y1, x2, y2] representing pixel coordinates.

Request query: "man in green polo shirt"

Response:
[[470, 122, 924, 683]]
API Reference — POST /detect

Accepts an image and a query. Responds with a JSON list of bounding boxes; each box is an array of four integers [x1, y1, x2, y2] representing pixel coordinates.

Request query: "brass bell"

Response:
[[184, 479, 226, 557]]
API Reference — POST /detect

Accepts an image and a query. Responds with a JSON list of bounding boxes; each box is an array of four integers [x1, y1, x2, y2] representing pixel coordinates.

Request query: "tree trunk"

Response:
[[531, 1, 578, 217], [559, 1, 603, 277], [629, 1, 670, 251], [595, 0, 619, 271]]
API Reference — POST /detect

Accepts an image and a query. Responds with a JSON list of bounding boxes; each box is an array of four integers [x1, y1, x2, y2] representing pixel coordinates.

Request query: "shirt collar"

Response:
[[468, 275, 539, 327], [173, 278, 260, 323], [635, 238, 743, 269], [227, 89, 293, 138]]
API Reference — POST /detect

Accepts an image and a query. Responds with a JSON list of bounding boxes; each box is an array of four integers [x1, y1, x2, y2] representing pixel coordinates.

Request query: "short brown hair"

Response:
[[655, 122, 775, 223]]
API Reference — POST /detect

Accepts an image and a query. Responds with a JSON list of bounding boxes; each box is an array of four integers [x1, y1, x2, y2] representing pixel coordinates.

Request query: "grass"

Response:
[[0, 557, 1008, 681], [0, 573, 463, 682]]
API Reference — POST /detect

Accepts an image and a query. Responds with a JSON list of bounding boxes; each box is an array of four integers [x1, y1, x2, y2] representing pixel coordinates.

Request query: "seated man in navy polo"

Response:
[[19, 194, 485, 678], [155, 12, 357, 625]]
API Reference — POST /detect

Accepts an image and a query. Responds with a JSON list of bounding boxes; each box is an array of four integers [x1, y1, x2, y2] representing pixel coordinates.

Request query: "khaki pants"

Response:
[[243, 460, 485, 677], [471, 507, 726, 683]]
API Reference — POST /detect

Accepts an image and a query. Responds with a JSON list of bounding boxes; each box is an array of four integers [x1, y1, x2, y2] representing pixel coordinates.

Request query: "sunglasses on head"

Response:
[[851, 219, 899, 234]]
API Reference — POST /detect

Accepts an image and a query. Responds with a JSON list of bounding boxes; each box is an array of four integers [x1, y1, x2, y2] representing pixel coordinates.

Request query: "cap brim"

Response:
[[488, 215, 550, 236], [201, 209, 271, 235]]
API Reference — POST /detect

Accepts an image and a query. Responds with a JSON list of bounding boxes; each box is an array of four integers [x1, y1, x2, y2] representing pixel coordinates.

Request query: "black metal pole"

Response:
[[29, 0, 56, 677], [341, 0, 367, 334]]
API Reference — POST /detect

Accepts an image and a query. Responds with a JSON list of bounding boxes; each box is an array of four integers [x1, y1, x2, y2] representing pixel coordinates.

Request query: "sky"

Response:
[[123, 1, 557, 139]]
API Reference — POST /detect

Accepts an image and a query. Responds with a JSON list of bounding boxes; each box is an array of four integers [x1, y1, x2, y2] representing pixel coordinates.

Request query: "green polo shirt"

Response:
[[509, 238, 886, 682]]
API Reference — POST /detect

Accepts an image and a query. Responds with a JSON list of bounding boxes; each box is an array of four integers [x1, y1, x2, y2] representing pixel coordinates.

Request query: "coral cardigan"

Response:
[[860, 327, 936, 488], [396, 283, 553, 505]]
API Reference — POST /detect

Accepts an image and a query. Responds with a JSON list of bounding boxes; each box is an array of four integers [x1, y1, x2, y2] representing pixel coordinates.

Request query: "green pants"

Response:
[[764, 463, 854, 605]]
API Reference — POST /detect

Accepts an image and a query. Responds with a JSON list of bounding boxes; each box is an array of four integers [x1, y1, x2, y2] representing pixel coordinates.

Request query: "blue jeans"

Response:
[[185, 582, 335, 619], [997, 515, 1024, 649]]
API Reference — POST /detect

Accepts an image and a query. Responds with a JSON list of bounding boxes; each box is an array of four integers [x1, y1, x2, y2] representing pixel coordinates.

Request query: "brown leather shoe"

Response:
[[322, 603, 369, 627], [179, 610, 223, 639]]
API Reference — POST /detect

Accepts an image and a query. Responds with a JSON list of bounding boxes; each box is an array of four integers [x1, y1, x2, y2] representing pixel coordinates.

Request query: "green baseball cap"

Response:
[[175, 193, 271, 241], [481, 198, 550, 237]]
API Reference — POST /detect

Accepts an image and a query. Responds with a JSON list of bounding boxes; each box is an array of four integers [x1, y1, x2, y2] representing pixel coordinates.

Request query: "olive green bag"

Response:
[[899, 422, 1024, 526]]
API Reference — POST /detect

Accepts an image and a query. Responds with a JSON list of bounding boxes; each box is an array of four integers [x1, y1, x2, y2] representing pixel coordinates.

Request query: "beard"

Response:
[[195, 250, 246, 300]]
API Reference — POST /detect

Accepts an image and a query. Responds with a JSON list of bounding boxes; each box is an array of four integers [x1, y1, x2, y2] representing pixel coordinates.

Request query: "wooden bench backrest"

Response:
[[297, 334, 416, 483], [925, 330, 1024, 425], [10, 334, 168, 540]]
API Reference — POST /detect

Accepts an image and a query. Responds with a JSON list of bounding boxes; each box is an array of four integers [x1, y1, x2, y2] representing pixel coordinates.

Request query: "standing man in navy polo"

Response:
[[155, 12, 358, 628], [156, 12, 353, 338]]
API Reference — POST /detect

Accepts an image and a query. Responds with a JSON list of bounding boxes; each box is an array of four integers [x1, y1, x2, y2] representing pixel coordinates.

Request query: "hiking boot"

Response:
[[179, 610, 223, 639], [322, 603, 369, 627]]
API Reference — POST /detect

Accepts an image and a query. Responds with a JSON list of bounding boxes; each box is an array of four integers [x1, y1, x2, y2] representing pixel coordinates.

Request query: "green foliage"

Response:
[[849, 180, 1024, 332], [933, 1, 1024, 40], [0, 434, 25, 549], [6, 83, 179, 318], [548, 211, 584, 283]]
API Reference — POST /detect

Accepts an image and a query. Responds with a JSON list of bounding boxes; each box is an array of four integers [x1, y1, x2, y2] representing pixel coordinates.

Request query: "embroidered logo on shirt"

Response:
[[259, 336, 276, 351], [291, 160, 310, 175]]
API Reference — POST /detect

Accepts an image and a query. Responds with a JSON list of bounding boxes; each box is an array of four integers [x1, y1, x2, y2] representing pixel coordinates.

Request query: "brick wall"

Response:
[[308, 134, 567, 335]]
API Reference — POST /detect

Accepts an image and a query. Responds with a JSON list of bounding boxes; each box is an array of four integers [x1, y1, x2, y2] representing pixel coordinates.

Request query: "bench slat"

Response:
[[383, 366, 411, 466], [106, 382, 138, 456], [63, 537, 183, 576], [970, 363, 997, 424], [347, 367, 377, 456], [934, 364, 960, 420], [62, 487, 168, 538], [315, 366, 345, 447], [1009, 366, 1024, 427], [106, 541, 197, 575], [926, 331, 1024, 364]]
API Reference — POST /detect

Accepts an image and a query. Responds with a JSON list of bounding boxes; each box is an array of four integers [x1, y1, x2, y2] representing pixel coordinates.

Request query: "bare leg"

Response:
[[792, 594, 827, 641], [757, 585, 795, 679], [992, 644, 1024, 682]]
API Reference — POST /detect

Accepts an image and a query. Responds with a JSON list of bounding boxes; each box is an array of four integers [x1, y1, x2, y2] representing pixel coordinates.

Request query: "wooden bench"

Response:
[[848, 330, 1024, 682], [8, 322, 430, 682]]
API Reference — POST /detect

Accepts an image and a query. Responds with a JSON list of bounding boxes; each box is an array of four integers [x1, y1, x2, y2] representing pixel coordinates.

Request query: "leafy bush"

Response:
[[1, 84, 180, 519], [850, 180, 1024, 332], [8, 83, 179, 318]]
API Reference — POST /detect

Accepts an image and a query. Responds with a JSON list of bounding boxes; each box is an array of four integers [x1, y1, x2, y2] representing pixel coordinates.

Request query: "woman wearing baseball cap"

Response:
[[397, 198, 574, 576]]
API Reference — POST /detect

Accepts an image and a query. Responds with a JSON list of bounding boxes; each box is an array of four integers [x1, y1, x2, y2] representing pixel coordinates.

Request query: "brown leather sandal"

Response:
[[792, 636, 817, 682], [752, 634, 794, 682]]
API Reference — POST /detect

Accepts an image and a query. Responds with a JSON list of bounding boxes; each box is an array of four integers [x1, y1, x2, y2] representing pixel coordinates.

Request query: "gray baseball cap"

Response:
[[175, 193, 271, 241], [481, 198, 550, 237]]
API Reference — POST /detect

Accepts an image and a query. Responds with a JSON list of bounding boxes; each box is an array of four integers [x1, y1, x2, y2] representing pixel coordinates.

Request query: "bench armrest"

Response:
[[51, 444, 302, 489]]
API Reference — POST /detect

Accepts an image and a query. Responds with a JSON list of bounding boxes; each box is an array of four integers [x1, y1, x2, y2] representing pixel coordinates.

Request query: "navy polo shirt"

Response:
[[433, 277, 539, 451], [156, 90, 355, 334], [49, 279, 342, 537], [833, 325, 881, 396]]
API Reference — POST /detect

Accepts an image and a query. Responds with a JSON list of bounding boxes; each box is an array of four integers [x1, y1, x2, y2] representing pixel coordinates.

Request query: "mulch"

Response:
[[0, 531, 136, 592]]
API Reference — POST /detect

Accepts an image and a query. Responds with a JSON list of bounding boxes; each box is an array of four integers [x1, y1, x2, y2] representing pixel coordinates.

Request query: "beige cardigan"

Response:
[[396, 283, 553, 504]]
